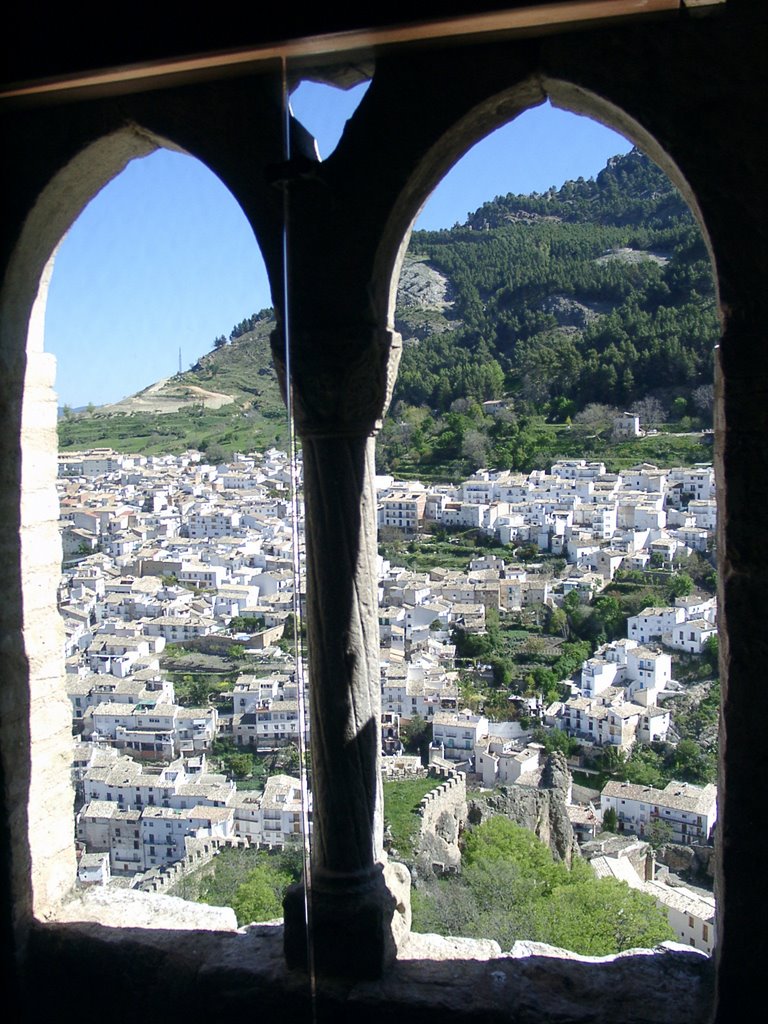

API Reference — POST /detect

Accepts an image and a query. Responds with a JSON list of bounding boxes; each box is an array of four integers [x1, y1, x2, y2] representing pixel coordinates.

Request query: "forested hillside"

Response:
[[380, 147, 718, 477], [60, 148, 718, 476]]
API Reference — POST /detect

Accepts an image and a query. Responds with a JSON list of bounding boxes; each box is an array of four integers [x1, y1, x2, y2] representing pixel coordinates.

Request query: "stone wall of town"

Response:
[[414, 770, 467, 878], [137, 835, 247, 896]]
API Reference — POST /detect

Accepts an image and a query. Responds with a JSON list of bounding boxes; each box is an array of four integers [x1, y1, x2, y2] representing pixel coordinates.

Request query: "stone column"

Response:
[[273, 325, 410, 978]]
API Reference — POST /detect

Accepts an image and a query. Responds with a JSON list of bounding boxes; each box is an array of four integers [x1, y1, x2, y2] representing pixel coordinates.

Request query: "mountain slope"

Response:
[[59, 148, 718, 471], [396, 147, 717, 413]]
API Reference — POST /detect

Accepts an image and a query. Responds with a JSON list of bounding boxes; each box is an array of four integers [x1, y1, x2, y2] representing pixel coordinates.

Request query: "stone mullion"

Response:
[[277, 326, 407, 977], [300, 433, 380, 877]]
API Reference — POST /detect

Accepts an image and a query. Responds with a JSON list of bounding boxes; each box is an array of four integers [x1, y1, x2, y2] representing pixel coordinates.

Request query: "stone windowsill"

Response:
[[31, 886, 715, 1024]]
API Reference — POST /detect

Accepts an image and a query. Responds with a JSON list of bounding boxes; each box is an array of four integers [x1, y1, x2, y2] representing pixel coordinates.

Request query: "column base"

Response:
[[284, 861, 411, 979]]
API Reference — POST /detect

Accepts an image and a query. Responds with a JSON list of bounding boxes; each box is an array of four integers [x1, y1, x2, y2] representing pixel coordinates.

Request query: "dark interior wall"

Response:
[[1, 5, 766, 1022], [0, 1, 626, 84]]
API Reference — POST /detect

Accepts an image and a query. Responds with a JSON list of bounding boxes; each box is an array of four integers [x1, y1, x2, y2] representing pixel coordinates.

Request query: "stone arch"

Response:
[[1, 7, 765, 1018], [0, 120, 276, 925], [2, 125, 160, 925], [362, 62, 725, 965]]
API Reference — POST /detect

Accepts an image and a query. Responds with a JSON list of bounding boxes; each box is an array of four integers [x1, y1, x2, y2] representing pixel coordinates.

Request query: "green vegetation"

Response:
[[531, 726, 581, 758], [588, 727, 718, 789], [59, 313, 290, 457], [412, 818, 674, 954], [58, 150, 716, 484], [599, 555, 715, 620], [383, 776, 444, 861], [171, 672, 231, 707], [380, 410, 713, 481], [210, 739, 303, 782], [187, 774, 446, 920], [457, 622, 591, 714], [229, 615, 266, 634], [230, 862, 294, 924], [380, 525, 506, 572], [379, 148, 717, 478], [602, 806, 618, 832], [59, 403, 290, 457], [400, 715, 433, 760], [671, 676, 719, 743], [183, 845, 301, 925], [449, 593, 603, 717], [645, 818, 676, 851]]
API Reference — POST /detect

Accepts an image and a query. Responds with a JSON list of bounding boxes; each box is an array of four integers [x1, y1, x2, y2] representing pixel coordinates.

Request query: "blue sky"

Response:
[[44, 82, 632, 408]]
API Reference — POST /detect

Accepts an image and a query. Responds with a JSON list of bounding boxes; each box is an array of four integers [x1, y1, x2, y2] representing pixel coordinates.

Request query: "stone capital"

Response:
[[271, 326, 402, 439]]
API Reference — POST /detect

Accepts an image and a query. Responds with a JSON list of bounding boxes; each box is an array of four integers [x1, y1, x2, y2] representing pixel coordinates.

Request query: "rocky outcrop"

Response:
[[56, 886, 238, 930], [541, 293, 602, 330], [396, 255, 454, 313], [657, 842, 716, 881], [394, 255, 459, 342], [467, 752, 578, 867]]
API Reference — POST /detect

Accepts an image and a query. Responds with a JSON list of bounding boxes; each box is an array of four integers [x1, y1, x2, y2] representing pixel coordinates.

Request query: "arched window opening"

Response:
[[19, 135, 315, 923], [378, 99, 719, 960], [2, 7, 765, 1021], [46, 148, 271, 418]]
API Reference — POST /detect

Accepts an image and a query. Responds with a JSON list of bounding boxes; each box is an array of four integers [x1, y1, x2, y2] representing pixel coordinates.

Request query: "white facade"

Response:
[[233, 774, 308, 848], [233, 699, 303, 746], [644, 879, 716, 954], [627, 606, 685, 644], [666, 618, 717, 654], [601, 779, 717, 845], [431, 711, 489, 761], [378, 489, 427, 533]]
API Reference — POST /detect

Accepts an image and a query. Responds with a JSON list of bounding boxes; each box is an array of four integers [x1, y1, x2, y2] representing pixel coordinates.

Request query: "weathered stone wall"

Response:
[[22, 917, 714, 1024], [137, 835, 245, 896], [381, 756, 424, 779], [413, 770, 467, 878], [1, 3, 767, 1019], [19, 337, 75, 919]]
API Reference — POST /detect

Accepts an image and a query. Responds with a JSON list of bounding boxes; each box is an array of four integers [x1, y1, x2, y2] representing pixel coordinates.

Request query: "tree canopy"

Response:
[[413, 817, 674, 955], [380, 148, 717, 477]]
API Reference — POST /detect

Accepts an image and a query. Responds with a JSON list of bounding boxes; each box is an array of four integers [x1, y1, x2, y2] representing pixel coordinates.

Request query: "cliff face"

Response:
[[411, 754, 578, 878], [466, 752, 578, 868]]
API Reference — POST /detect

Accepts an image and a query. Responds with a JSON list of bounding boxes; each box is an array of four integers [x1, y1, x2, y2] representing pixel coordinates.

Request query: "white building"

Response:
[[233, 773, 309, 848], [431, 710, 489, 762], [475, 736, 540, 788], [627, 606, 685, 644], [666, 617, 718, 654], [601, 779, 717, 845], [378, 489, 427, 533], [579, 639, 671, 699], [84, 701, 218, 759], [233, 699, 303, 747], [643, 878, 716, 954]]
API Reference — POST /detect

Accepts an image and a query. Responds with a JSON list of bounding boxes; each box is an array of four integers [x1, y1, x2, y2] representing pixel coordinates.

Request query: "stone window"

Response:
[[0, 5, 759, 1022]]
